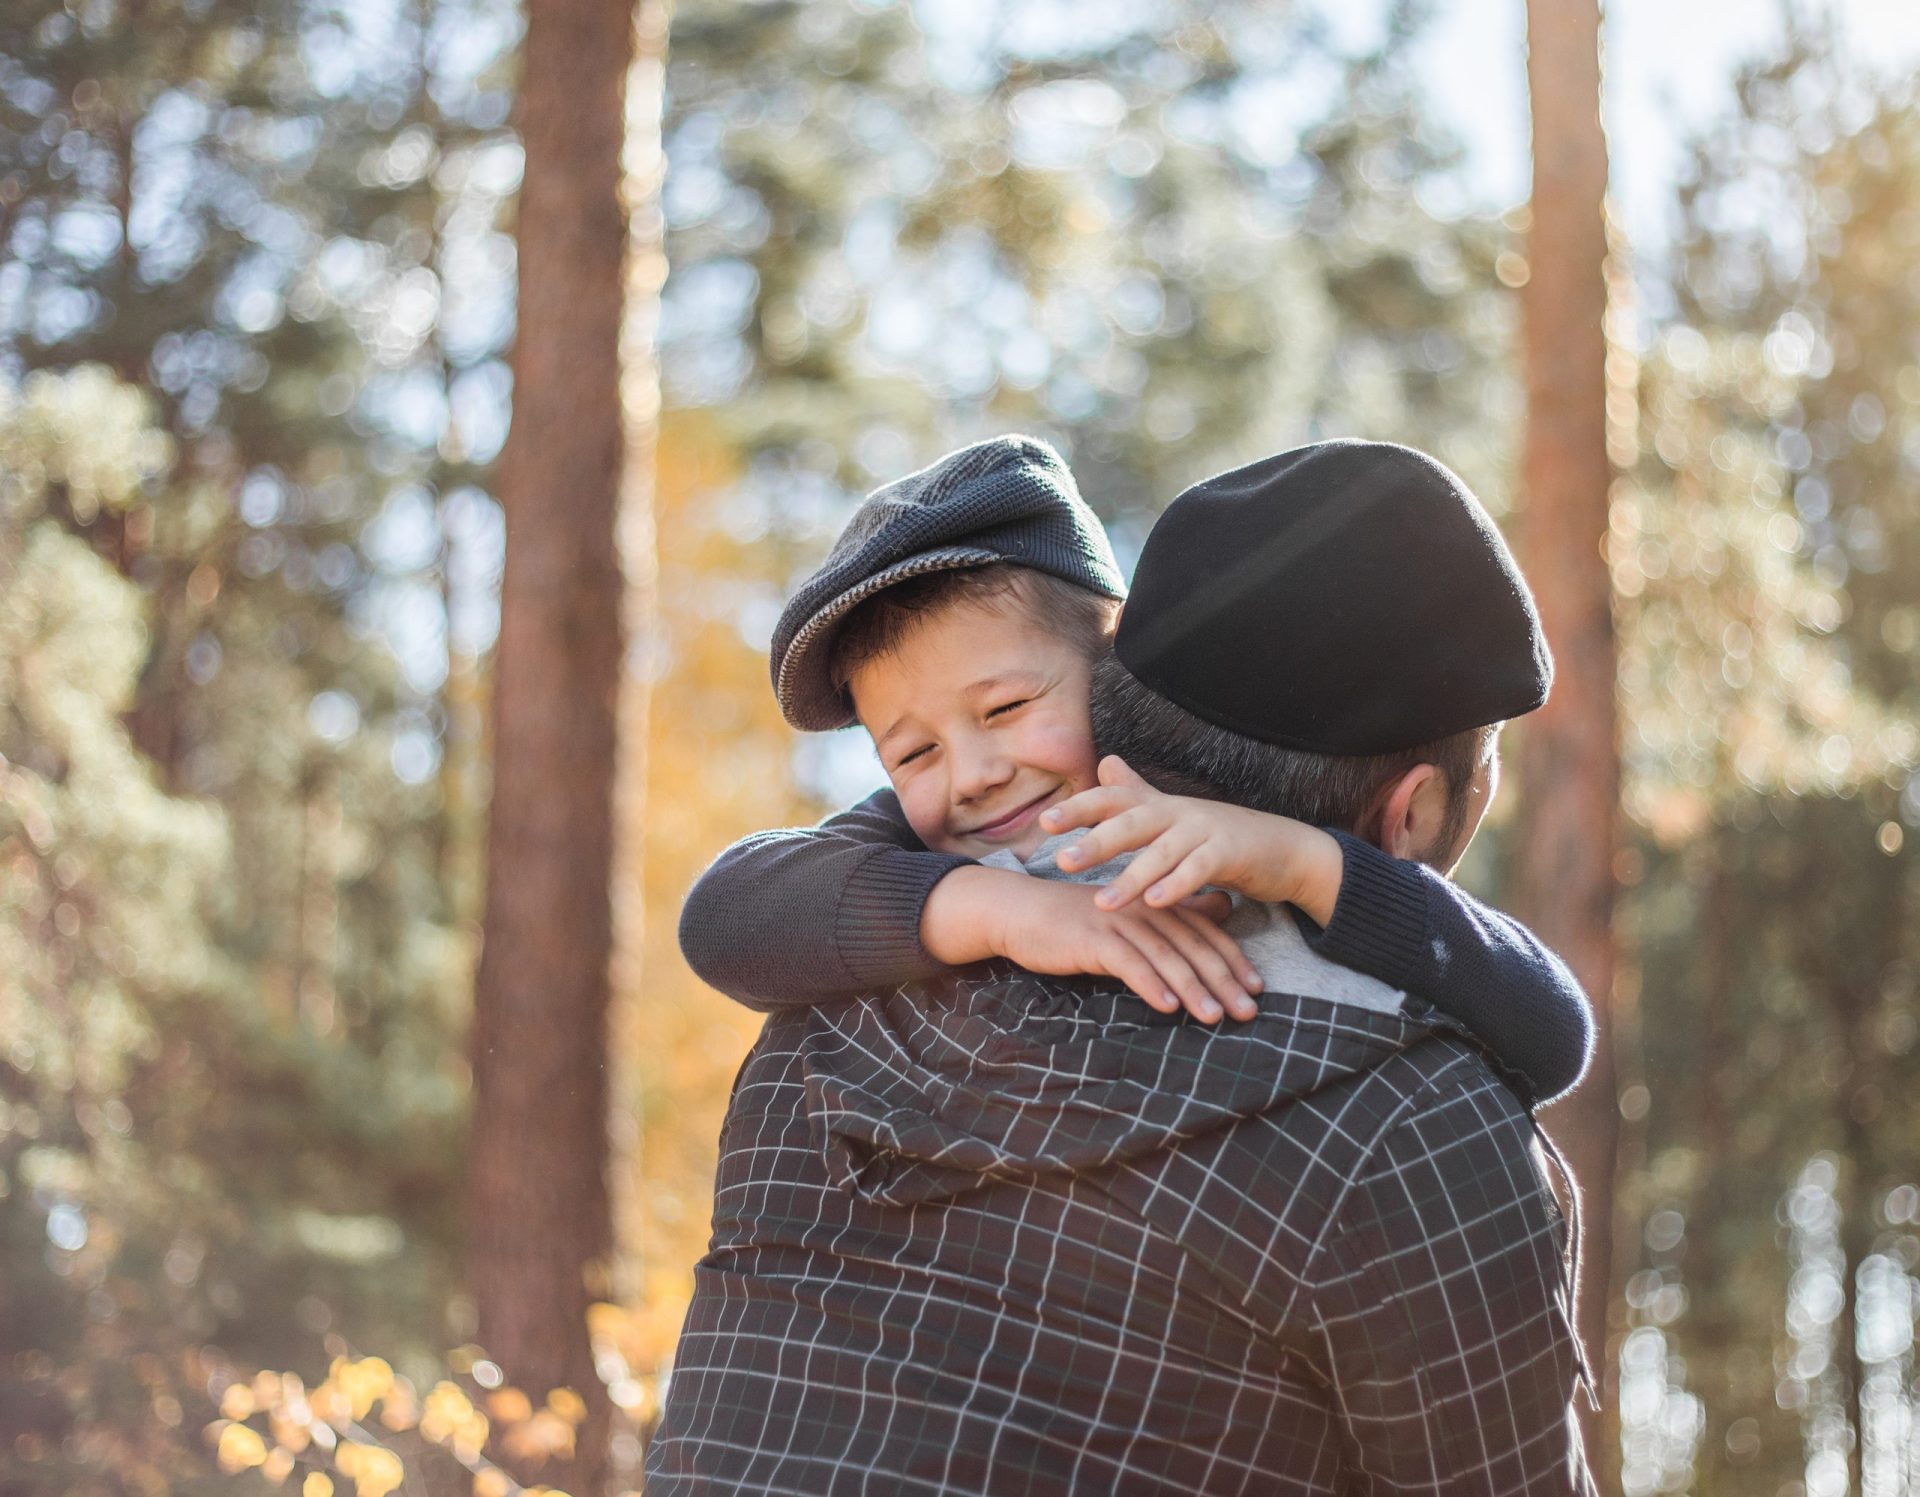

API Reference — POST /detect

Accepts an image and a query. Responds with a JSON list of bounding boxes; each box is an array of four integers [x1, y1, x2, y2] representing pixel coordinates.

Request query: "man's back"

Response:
[[646, 975, 1588, 1495]]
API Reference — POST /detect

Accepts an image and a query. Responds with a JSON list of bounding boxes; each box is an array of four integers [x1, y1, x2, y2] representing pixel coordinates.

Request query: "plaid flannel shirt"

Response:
[[647, 969, 1593, 1495]]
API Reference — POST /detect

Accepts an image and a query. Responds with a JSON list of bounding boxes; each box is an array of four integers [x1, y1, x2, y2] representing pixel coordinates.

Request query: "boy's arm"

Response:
[[680, 789, 1264, 1020], [1292, 830, 1595, 1106], [1046, 759, 1595, 1106], [677, 788, 972, 1013]]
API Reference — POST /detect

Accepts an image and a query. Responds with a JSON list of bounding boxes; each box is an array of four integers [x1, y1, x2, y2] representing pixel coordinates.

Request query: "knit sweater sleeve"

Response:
[[677, 788, 974, 1013], [1293, 829, 1596, 1106]]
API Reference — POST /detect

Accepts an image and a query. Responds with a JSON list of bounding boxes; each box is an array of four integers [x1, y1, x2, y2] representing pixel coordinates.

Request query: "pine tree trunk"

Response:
[[607, 7, 670, 1487], [469, 1, 637, 1490], [1515, 0, 1621, 1483], [1839, 1094, 1872, 1497], [1690, 833, 1738, 1490]]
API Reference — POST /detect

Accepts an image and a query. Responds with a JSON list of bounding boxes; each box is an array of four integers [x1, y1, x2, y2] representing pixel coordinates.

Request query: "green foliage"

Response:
[[2, 0, 519, 1473], [0, 368, 220, 1490], [0, 368, 470, 1496], [661, 0, 1520, 542], [9, 5, 1920, 1496], [1610, 26, 1920, 1494]]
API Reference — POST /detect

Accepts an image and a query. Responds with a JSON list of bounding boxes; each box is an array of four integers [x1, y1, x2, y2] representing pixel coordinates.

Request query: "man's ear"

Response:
[[1372, 763, 1445, 861]]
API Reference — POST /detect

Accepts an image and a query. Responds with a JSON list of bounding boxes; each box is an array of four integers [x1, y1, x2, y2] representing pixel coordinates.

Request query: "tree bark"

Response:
[[1689, 831, 1739, 1490], [1515, 0, 1621, 1484], [608, 4, 670, 1488], [469, 1, 639, 1490]]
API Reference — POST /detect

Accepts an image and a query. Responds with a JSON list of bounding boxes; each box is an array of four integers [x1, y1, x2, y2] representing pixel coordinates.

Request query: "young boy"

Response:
[[680, 435, 1590, 1103]]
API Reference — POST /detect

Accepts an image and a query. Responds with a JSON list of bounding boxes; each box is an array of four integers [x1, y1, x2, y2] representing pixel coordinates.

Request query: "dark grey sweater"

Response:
[[678, 788, 1595, 1105]]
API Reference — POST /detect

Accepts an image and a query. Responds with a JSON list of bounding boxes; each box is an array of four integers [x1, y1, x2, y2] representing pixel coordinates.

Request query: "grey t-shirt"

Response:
[[980, 832, 1405, 1015]]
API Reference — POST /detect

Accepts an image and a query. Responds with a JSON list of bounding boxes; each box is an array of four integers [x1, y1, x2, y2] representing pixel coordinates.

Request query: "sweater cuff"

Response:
[[1293, 830, 1430, 992], [834, 846, 976, 990]]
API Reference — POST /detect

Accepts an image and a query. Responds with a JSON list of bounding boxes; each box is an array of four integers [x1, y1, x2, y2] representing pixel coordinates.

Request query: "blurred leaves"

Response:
[[661, 0, 1518, 540], [4, 3, 1920, 1496], [196, 1353, 587, 1497], [3, 0, 509, 1473], [1609, 22, 1920, 1494], [1617, 329, 1915, 842]]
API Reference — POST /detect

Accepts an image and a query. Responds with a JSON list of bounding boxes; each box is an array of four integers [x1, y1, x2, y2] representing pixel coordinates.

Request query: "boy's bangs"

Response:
[[828, 565, 1119, 692]]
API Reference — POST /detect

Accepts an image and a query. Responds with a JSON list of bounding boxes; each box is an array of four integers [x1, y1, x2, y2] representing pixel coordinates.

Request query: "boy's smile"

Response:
[[848, 598, 1100, 862]]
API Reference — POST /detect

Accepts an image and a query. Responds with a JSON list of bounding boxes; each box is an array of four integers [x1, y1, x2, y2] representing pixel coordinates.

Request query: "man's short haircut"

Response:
[[828, 564, 1121, 693], [1088, 652, 1495, 855]]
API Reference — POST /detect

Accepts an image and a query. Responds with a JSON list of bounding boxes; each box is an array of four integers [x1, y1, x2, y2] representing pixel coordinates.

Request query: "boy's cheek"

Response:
[[890, 777, 958, 854], [1028, 719, 1101, 793]]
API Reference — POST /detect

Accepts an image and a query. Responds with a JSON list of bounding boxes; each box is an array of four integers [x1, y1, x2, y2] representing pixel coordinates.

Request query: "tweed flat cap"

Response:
[[1115, 440, 1552, 755], [772, 435, 1125, 731]]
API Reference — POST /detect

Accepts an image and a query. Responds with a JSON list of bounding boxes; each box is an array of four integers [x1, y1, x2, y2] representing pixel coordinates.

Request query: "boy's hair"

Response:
[[828, 564, 1121, 694], [1088, 652, 1495, 857]]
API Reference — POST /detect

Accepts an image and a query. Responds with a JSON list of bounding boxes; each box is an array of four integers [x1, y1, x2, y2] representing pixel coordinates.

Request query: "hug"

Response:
[[650, 435, 1598, 1494]]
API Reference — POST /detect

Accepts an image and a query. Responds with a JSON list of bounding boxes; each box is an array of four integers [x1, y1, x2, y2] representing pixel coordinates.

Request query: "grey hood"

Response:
[[797, 967, 1463, 1207]]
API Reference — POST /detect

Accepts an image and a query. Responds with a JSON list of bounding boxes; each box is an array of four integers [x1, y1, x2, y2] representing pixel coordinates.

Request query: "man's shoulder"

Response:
[[1321, 1030, 1565, 1268], [1369, 1023, 1531, 1106], [1346, 1026, 1542, 1164]]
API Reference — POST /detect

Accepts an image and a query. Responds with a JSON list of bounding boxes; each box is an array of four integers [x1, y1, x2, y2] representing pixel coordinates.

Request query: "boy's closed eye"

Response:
[[894, 700, 1025, 766]]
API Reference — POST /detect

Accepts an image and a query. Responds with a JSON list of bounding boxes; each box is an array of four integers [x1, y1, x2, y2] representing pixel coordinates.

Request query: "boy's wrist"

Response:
[[919, 864, 1014, 965], [1286, 826, 1345, 927], [1298, 829, 1431, 990], [1224, 810, 1343, 922]]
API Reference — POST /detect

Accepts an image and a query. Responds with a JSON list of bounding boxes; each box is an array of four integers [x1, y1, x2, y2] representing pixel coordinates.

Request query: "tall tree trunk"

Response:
[[1515, 0, 1621, 1483], [1689, 831, 1739, 1490], [1826, 825, 1903, 1495], [608, 3, 670, 1487], [1838, 1087, 1872, 1497], [469, 1, 638, 1490]]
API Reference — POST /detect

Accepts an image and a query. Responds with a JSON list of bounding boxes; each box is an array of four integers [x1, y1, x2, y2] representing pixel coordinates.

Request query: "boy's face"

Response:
[[848, 598, 1099, 861]]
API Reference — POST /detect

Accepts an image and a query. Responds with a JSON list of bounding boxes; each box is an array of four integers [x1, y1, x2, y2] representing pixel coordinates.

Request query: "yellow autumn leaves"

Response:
[[419, 1379, 492, 1460], [482, 1386, 586, 1464], [334, 1443, 407, 1497], [215, 1423, 270, 1474], [208, 1354, 589, 1497]]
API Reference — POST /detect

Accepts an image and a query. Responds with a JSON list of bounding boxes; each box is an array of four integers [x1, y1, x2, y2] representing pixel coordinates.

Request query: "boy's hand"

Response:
[[1040, 756, 1345, 927], [922, 866, 1263, 1023]]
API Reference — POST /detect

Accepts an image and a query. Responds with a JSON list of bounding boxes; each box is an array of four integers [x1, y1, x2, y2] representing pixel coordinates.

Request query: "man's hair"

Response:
[[828, 564, 1121, 692], [1088, 652, 1495, 856]]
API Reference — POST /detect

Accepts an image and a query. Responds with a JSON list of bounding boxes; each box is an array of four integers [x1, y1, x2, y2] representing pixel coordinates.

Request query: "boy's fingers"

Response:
[[1141, 847, 1220, 909], [1129, 909, 1246, 1019], [1059, 804, 1170, 871], [1099, 937, 1181, 1013], [1093, 827, 1201, 909], [1173, 905, 1263, 998], [1097, 754, 1153, 791], [1041, 784, 1141, 834], [1177, 890, 1234, 924], [1123, 922, 1223, 1024], [1153, 910, 1255, 1017]]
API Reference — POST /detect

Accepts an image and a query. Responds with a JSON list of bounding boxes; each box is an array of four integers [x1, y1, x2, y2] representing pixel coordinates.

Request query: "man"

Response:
[[647, 442, 1595, 1494]]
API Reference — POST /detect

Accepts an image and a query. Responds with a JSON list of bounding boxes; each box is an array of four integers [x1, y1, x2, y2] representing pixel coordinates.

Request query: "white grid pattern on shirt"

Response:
[[647, 973, 1593, 1495]]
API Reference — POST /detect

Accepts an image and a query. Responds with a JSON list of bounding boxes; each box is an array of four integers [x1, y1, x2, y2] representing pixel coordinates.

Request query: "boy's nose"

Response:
[[950, 741, 1015, 803]]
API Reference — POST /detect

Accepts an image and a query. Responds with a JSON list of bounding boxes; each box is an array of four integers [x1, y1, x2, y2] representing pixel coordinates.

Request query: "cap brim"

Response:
[[776, 546, 1005, 730]]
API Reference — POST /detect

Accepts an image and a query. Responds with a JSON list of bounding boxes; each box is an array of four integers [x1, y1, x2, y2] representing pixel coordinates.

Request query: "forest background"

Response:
[[4, 0, 1920, 1495]]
